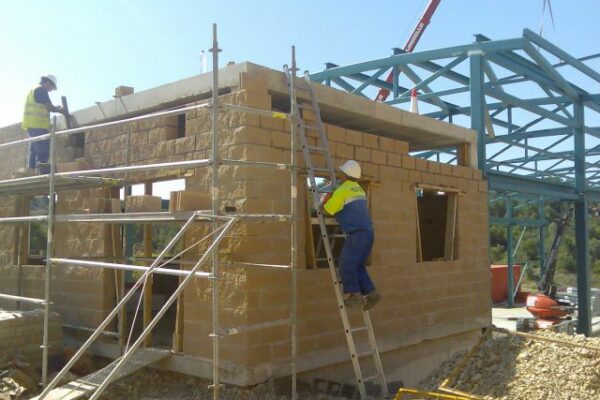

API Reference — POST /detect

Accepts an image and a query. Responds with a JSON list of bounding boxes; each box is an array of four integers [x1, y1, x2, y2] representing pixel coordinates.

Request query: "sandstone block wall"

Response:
[[0, 67, 489, 385], [0, 310, 62, 367]]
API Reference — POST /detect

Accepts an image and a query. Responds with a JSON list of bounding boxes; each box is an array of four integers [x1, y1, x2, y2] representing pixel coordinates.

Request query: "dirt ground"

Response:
[[96, 369, 347, 400]]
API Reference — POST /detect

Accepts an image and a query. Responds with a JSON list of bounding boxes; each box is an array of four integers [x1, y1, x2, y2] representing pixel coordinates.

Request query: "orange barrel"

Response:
[[490, 264, 521, 303]]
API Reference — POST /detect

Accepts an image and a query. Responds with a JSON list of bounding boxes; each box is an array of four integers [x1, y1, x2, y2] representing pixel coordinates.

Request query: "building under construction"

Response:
[[0, 16, 599, 400]]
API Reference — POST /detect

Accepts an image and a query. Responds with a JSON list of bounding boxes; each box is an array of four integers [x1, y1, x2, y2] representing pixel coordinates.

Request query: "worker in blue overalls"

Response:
[[322, 160, 381, 310]]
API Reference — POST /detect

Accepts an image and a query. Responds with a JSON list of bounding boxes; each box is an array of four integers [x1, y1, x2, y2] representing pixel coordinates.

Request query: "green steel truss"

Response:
[[309, 29, 600, 335]]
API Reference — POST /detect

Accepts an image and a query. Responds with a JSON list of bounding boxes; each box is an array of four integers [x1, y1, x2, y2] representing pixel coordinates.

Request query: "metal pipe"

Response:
[[88, 217, 235, 400], [224, 318, 291, 335], [220, 103, 290, 119], [289, 45, 298, 400], [209, 23, 222, 400], [50, 258, 210, 278], [54, 211, 224, 223], [56, 158, 211, 178], [42, 117, 57, 386], [0, 103, 212, 152], [0, 293, 46, 305], [38, 212, 199, 398], [0, 215, 48, 223]]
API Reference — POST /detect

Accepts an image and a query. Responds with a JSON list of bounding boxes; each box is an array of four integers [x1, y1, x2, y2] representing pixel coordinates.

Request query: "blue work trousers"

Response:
[[339, 229, 375, 295], [28, 128, 49, 169]]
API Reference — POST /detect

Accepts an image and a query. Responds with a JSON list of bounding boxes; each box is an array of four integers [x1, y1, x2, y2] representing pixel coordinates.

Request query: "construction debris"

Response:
[[420, 329, 600, 400], [97, 368, 358, 400]]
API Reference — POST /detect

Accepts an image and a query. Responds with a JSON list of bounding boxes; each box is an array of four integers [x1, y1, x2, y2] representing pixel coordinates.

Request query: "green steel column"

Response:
[[469, 53, 486, 171], [574, 101, 591, 335], [538, 199, 546, 276], [506, 199, 514, 307]]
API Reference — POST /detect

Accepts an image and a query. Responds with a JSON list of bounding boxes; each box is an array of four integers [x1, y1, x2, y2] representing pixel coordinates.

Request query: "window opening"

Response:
[[416, 188, 458, 262]]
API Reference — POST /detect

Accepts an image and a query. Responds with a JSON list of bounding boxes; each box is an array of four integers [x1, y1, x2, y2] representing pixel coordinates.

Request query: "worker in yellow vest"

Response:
[[22, 75, 64, 173], [322, 160, 381, 310]]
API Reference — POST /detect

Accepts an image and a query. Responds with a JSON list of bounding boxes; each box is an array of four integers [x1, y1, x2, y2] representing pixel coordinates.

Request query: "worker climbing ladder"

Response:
[[285, 62, 389, 399]]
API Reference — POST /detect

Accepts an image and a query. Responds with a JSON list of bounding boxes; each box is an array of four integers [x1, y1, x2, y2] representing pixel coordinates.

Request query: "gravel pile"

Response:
[[419, 330, 600, 400], [97, 369, 347, 400]]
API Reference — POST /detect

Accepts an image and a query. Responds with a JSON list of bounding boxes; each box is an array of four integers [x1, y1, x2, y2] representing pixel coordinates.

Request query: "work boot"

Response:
[[37, 163, 50, 174], [343, 293, 363, 308], [363, 291, 382, 311]]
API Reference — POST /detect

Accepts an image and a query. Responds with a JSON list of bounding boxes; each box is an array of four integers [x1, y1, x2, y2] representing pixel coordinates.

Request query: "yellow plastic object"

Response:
[[394, 387, 471, 399]]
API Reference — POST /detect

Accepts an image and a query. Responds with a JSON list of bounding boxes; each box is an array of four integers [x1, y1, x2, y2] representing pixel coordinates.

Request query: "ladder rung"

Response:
[[306, 145, 327, 152], [329, 234, 346, 238], [362, 373, 381, 382], [303, 124, 320, 131], [311, 167, 332, 173], [298, 103, 313, 109], [349, 326, 369, 333], [356, 351, 374, 359]]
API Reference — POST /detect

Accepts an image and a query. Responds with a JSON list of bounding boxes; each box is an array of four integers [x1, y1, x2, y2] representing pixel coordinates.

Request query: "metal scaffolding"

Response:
[[308, 28, 600, 335], [0, 24, 299, 399]]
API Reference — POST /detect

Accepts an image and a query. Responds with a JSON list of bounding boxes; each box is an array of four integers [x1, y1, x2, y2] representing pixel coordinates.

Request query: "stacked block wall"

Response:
[[0, 71, 490, 382]]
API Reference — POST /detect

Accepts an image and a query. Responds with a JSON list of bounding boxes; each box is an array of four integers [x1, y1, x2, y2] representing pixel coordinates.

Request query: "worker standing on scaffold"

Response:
[[22, 75, 64, 174], [322, 160, 382, 310]]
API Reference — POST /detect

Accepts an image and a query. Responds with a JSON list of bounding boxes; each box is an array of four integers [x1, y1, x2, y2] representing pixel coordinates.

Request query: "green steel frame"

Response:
[[309, 29, 600, 335]]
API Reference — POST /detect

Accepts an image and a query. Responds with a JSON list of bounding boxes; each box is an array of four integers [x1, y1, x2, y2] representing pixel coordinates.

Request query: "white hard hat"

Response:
[[339, 160, 361, 179], [43, 74, 58, 88]]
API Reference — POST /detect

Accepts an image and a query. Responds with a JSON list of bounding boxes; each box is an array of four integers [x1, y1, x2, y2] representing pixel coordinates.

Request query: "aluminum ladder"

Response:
[[287, 68, 389, 399]]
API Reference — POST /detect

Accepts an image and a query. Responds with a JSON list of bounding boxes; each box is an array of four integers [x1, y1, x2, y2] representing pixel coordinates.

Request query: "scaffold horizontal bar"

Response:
[[224, 318, 291, 335], [56, 159, 212, 178], [0, 215, 48, 223], [54, 211, 215, 223], [54, 211, 286, 223], [0, 102, 212, 151], [220, 260, 291, 269], [0, 293, 46, 305], [50, 258, 210, 278], [220, 103, 290, 119], [221, 159, 290, 170], [230, 213, 292, 221]]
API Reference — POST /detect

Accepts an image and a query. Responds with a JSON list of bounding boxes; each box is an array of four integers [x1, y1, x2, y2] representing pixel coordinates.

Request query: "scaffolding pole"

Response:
[[41, 117, 57, 387], [210, 22, 222, 400], [289, 45, 299, 400]]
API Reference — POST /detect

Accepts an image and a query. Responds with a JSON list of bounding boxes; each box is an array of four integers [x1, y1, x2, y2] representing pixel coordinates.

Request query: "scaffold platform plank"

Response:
[[31, 348, 170, 400]]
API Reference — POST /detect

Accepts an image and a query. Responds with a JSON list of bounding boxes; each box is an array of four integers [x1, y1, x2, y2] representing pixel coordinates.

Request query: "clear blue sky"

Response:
[[1, 0, 599, 128]]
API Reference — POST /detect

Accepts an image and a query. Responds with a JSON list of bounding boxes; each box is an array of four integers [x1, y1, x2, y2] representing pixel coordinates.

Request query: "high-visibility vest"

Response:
[[22, 87, 50, 130]]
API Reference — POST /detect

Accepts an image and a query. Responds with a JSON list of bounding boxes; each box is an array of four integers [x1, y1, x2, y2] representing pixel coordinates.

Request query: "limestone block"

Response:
[[56, 159, 88, 173], [169, 191, 211, 212], [355, 147, 370, 162], [114, 85, 134, 97], [345, 129, 363, 147], [401, 155, 416, 170], [371, 149, 386, 165], [125, 195, 162, 212], [364, 133, 379, 149], [325, 124, 346, 142]]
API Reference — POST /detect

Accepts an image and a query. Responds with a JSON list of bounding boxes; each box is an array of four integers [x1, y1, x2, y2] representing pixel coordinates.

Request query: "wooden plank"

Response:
[[444, 194, 458, 261], [143, 182, 153, 347], [415, 199, 423, 262], [172, 278, 184, 353], [456, 143, 470, 167], [32, 348, 170, 400]]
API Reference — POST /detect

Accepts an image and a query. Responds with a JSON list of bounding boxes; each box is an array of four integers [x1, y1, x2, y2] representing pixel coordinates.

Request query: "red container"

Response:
[[490, 264, 521, 304]]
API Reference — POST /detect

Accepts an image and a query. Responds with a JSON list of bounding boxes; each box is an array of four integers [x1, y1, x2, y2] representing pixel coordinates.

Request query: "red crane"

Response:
[[375, 0, 442, 102]]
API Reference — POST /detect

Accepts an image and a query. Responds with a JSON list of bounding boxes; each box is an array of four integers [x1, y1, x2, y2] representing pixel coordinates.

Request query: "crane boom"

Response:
[[375, 0, 442, 102]]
